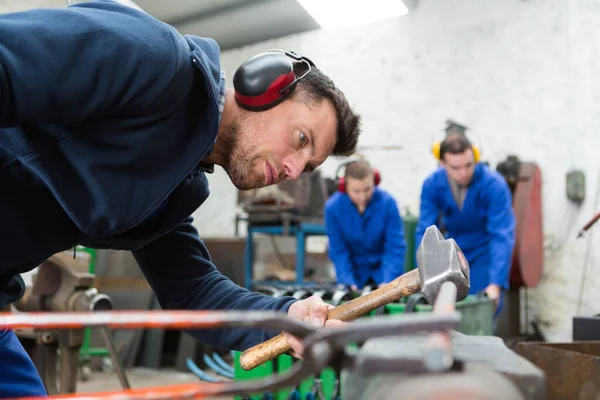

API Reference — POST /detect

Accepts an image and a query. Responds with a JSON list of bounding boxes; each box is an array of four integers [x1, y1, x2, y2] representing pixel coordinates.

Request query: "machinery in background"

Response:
[[236, 169, 331, 290], [496, 155, 545, 342], [236, 169, 329, 232], [12, 252, 129, 395]]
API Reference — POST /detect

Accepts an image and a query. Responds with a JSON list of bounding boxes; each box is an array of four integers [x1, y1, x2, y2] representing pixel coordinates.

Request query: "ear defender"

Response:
[[337, 171, 381, 194], [337, 177, 347, 194], [233, 49, 315, 112], [373, 170, 382, 186], [432, 141, 481, 163], [432, 119, 481, 163], [432, 141, 442, 161], [471, 145, 481, 163], [336, 163, 382, 194]]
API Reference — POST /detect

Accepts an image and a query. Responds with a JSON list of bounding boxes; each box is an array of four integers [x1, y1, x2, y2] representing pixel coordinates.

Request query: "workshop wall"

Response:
[[0, 0, 63, 13], [193, 0, 600, 342]]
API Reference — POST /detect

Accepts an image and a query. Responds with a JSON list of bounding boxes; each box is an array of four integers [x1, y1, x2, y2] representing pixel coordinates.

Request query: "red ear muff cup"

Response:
[[234, 72, 295, 111], [337, 171, 381, 194], [233, 53, 296, 111], [337, 177, 346, 193], [373, 170, 381, 186]]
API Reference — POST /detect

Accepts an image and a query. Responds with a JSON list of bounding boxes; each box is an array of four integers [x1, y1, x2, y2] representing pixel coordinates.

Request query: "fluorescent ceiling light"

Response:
[[297, 0, 409, 31]]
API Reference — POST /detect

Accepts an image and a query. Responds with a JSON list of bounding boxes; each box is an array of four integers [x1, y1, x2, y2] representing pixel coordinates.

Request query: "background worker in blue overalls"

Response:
[[415, 121, 516, 314], [325, 160, 407, 292]]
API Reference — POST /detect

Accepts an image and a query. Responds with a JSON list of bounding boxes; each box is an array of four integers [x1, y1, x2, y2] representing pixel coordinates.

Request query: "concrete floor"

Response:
[[77, 367, 233, 400]]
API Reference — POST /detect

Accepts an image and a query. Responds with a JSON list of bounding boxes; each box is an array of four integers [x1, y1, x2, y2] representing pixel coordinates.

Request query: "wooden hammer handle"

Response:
[[239, 268, 421, 370]]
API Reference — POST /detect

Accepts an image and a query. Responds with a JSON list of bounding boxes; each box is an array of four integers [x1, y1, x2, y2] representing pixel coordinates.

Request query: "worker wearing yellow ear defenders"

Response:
[[431, 120, 481, 163], [416, 120, 515, 318]]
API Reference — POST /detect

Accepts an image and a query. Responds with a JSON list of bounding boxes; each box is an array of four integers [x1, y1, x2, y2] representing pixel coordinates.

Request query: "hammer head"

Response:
[[416, 225, 470, 304]]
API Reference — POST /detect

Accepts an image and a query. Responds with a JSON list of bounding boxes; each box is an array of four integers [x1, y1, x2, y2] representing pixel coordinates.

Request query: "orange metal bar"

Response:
[[0, 310, 278, 400], [9, 381, 224, 400], [0, 310, 227, 330]]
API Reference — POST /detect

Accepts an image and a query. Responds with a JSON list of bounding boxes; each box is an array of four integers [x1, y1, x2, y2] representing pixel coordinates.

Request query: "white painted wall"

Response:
[[0, 0, 64, 13], [192, 0, 600, 342]]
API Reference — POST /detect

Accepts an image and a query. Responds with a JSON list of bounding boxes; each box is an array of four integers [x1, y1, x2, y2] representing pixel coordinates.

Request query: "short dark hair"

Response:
[[291, 62, 361, 157], [345, 160, 373, 180], [440, 133, 473, 160]]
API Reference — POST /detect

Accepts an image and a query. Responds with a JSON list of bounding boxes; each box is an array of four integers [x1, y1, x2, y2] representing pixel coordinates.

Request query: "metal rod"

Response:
[[59, 345, 79, 394], [100, 327, 131, 390], [577, 211, 600, 238], [423, 281, 457, 372], [0, 310, 316, 339]]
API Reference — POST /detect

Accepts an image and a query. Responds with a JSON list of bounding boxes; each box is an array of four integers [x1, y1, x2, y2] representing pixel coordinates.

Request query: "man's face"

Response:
[[346, 174, 375, 211], [222, 97, 337, 190], [441, 149, 476, 186]]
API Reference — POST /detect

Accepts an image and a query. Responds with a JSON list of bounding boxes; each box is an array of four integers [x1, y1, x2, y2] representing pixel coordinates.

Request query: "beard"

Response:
[[221, 118, 263, 190]]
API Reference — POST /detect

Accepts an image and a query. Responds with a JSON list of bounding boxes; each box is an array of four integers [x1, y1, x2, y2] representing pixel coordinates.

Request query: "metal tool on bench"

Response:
[[331, 286, 354, 306], [258, 284, 303, 299], [255, 284, 336, 301], [311, 287, 332, 301], [0, 282, 462, 400], [291, 288, 310, 300], [253, 285, 280, 297], [239, 225, 470, 371], [13, 253, 129, 395]]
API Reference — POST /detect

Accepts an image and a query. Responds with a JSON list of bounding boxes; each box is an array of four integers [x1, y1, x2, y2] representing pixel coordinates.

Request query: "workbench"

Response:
[[244, 222, 327, 290]]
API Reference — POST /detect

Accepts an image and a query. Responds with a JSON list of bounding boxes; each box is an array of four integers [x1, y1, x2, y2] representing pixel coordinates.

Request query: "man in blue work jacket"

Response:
[[0, 1, 361, 397], [415, 122, 515, 314], [325, 160, 407, 291]]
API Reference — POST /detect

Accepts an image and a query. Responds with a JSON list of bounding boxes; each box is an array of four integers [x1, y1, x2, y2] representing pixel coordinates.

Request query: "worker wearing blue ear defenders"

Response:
[[325, 159, 407, 292], [416, 121, 516, 316]]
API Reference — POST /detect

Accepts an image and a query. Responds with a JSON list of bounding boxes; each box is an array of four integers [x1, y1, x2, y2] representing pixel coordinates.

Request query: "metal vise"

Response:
[[13, 252, 113, 395], [16, 252, 112, 314]]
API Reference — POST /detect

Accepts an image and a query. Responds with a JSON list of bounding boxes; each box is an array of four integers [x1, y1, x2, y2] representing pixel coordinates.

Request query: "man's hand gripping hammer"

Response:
[[239, 225, 470, 371]]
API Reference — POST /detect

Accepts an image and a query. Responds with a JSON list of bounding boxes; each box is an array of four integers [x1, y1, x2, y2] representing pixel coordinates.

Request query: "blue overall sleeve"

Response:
[[486, 180, 516, 289], [324, 205, 357, 287], [132, 217, 297, 351], [0, 1, 180, 127], [414, 178, 440, 263], [380, 199, 407, 283], [0, 330, 47, 398]]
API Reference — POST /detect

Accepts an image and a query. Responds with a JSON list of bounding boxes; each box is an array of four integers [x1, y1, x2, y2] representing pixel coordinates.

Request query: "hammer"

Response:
[[239, 225, 470, 371]]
